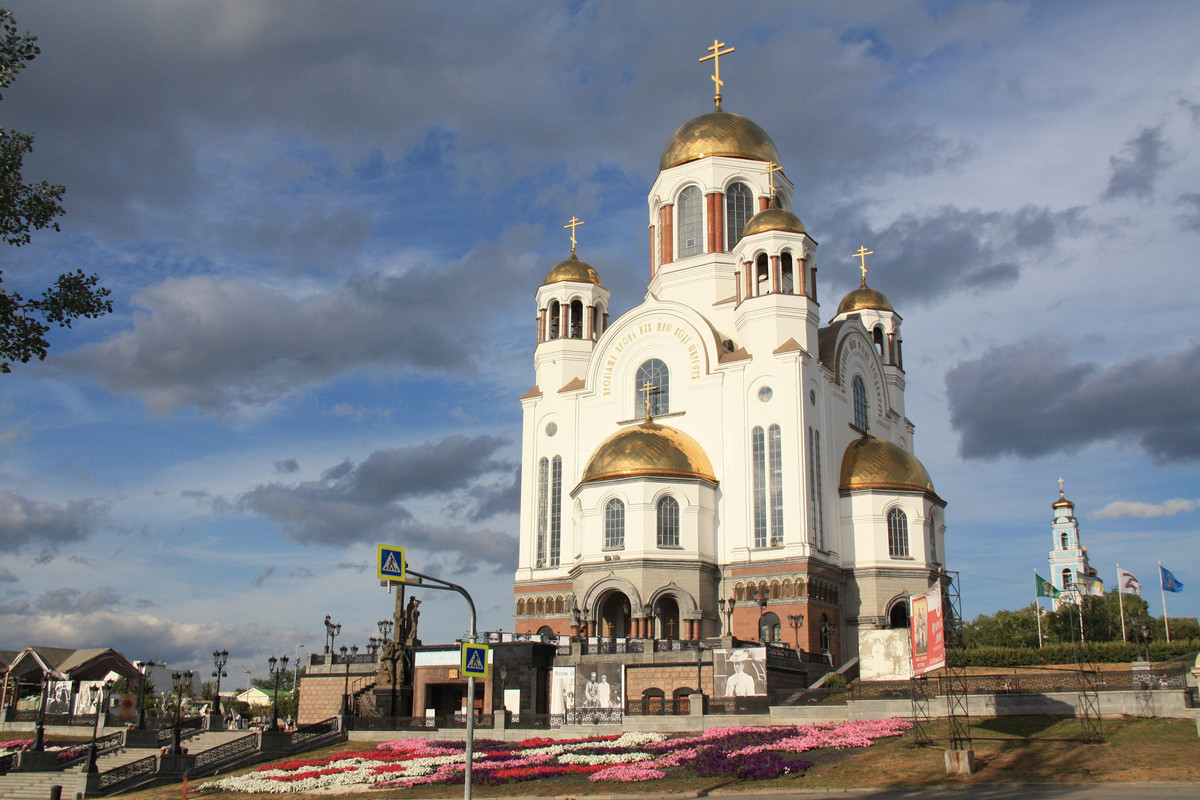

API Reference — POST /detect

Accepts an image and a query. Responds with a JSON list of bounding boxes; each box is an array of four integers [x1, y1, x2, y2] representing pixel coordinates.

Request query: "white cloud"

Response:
[[1094, 498, 1199, 519]]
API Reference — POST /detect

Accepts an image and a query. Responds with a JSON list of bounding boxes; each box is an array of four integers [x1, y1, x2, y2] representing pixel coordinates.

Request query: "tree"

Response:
[[0, 8, 111, 372], [966, 604, 1041, 648]]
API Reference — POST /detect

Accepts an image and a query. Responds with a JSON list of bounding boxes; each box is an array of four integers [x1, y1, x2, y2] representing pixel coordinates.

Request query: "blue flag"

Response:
[[1160, 565, 1184, 593]]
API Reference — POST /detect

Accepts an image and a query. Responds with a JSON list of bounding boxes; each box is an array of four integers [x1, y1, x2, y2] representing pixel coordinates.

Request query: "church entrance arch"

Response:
[[888, 599, 909, 629], [655, 596, 680, 640], [598, 591, 632, 638]]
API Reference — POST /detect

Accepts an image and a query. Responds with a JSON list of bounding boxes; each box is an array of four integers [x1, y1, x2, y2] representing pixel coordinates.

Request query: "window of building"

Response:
[[781, 252, 795, 294], [725, 182, 753, 248], [1060, 531, 1068, 549], [677, 186, 702, 258], [536, 457, 548, 565], [755, 253, 769, 295], [657, 496, 680, 547], [604, 499, 625, 549], [768, 424, 783, 545], [887, 507, 909, 557], [751, 426, 767, 548], [635, 359, 670, 418], [819, 614, 831, 651], [928, 516, 937, 563], [549, 456, 562, 566], [760, 612, 782, 643], [1062, 568, 1073, 589], [569, 299, 584, 339], [852, 375, 868, 431], [547, 300, 560, 340], [807, 427, 824, 549]]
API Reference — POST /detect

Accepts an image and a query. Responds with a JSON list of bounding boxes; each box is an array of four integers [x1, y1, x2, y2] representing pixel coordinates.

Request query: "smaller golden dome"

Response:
[[743, 206, 805, 237], [660, 111, 781, 172], [839, 435, 935, 494], [544, 253, 603, 287], [581, 420, 716, 485], [836, 279, 893, 315], [1052, 490, 1074, 509]]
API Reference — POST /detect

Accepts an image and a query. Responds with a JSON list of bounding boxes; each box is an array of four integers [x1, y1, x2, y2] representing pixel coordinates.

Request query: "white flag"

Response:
[[1117, 567, 1141, 595]]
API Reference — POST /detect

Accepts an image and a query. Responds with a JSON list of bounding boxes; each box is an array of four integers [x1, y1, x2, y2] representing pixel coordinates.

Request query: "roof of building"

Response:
[[839, 434, 937, 496], [659, 110, 781, 172], [580, 419, 716, 485], [837, 278, 893, 315], [543, 253, 603, 287], [743, 204, 806, 237]]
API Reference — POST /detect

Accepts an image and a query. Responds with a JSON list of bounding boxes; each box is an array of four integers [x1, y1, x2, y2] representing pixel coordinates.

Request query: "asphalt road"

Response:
[[697, 785, 1200, 800]]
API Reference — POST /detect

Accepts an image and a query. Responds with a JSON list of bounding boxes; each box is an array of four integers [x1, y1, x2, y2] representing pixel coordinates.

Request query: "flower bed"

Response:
[[200, 718, 910, 793]]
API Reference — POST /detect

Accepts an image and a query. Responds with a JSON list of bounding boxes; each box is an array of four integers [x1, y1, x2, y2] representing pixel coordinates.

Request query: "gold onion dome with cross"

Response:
[[659, 111, 781, 172], [743, 197, 806, 237], [580, 420, 716, 485], [543, 253, 603, 286], [839, 434, 937, 496]]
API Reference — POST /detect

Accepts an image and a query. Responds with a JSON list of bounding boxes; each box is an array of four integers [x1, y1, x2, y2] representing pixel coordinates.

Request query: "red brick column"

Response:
[[660, 205, 673, 265]]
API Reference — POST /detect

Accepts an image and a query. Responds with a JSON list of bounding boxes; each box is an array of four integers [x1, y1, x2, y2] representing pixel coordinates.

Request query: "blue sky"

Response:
[[1, 0, 1197, 680]]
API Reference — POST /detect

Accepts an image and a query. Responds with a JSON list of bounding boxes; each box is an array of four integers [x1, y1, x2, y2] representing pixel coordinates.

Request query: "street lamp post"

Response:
[[324, 615, 342, 655], [339, 644, 359, 718], [32, 672, 49, 752], [820, 619, 837, 665], [377, 619, 393, 641], [169, 670, 194, 755], [267, 655, 289, 732], [756, 590, 768, 642], [787, 614, 805, 651], [717, 597, 735, 637], [293, 644, 305, 719], [210, 650, 229, 719], [135, 660, 156, 730], [366, 637, 381, 657], [84, 680, 114, 773]]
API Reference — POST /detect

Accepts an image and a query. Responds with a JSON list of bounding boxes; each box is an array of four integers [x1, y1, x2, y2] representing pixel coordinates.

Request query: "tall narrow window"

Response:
[[807, 427, 825, 549], [604, 499, 625, 549], [569, 300, 584, 338], [755, 253, 769, 295], [635, 359, 670, 418], [536, 457, 548, 565], [852, 375, 868, 431], [768, 424, 783, 545], [751, 426, 767, 548], [549, 456, 562, 566], [927, 516, 937, 563], [677, 186, 702, 258], [1060, 531, 1068, 549], [1061, 568, 1073, 589], [887, 507, 909, 557], [725, 182, 753, 248], [547, 301, 560, 340], [657, 496, 680, 547], [781, 252, 794, 294]]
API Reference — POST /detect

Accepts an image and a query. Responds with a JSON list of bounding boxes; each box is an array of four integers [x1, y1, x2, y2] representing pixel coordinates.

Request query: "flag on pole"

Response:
[[1035, 573, 1060, 598], [1160, 565, 1184, 593], [1117, 567, 1142, 595], [1076, 572, 1104, 597]]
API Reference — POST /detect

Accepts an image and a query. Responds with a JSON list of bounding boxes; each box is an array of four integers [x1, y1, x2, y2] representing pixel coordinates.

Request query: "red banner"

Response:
[[909, 587, 945, 675]]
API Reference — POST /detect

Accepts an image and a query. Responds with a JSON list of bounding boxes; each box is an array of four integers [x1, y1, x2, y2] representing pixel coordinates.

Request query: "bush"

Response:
[[823, 673, 848, 689], [951, 638, 1200, 667]]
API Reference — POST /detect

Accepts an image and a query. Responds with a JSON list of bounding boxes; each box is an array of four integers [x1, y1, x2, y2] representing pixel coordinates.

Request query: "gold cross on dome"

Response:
[[564, 216, 584, 254], [700, 39, 734, 111], [762, 162, 783, 198], [852, 246, 874, 283], [640, 379, 658, 420], [1058, 477, 1065, 493]]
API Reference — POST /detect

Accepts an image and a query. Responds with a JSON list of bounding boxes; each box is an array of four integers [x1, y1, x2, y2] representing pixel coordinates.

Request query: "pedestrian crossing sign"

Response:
[[377, 544, 406, 581], [461, 643, 489, 678]]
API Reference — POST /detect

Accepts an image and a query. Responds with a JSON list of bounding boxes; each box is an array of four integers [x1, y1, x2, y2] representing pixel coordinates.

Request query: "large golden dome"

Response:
[[836, 279, 893, 315], [743, 206, 805, 237], [581, 420, 716, 485], [659, 111, 781, 172], [839, 435, 935, 494], [544, 253, 603, 287]]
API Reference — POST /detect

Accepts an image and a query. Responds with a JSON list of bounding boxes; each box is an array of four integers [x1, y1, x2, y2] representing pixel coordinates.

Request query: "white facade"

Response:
[[513, 102, 947, 663]]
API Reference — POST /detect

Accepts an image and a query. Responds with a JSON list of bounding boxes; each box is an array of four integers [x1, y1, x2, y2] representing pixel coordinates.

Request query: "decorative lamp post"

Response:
[[339, 644, 359, 717], [820, 619, 837, 664], [756, 589, 768, 642], [293, 644, 305, 717], [210, 650, 229, 718], [169, 670, 194, 755], [787, 614, 805, 651], [377, 619, 393, 641], [324, 615, 342, 655], [135, 660, 156, 730], [84, 680, 114, 773], [717, 597, 735, 637], [267, 655, 289, 732], [366, 637, 381, 657], [32, 672, 50, 752]]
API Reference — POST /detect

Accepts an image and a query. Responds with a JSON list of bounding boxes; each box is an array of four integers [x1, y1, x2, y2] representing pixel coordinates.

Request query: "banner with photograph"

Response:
[[713, 647, 767, 697], [549, 666, 575, 728], [574, 662, 624, 724], [909, 587, 945, 675]]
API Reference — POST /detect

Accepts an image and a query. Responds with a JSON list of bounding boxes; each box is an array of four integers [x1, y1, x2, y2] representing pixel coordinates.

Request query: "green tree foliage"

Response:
[[0, 8, 111, 372], [966, 604, 1041, 648]]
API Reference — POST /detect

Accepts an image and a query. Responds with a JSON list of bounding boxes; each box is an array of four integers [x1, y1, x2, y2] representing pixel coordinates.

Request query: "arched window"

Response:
[[657, 496, 680, 547], [591, 304, 603, 339], [755, 253, 770, 295], [725, 182, 754, 248], [1062, 568, 1073, 589], [604, 499, 625, 549], [873, 326, 885, 358], [516, 599, 525, 616], [889, 601, 909, 629], [928, 516, 937, 564], [536, 598, 545, 615], [569, 299, 584, 339], [734, 582, 745, 602], [887, 508, 909, 557], [536, 457, 549, 565], [537, 625, 555, 637], [547, 300, 560, 340], [819, 614, 831, 651], [635, 359, 669, 417], [555, 596, 565, 614], [852, 375, 868, 431], [807, 426, 825, 549], [768, 424, 783, 545], [549, 456, 563, 566], [781, 252, 795, 294], [751, 426, 767, 547], [782, 578, 793, 598], [1060, 531, 1068, 549], [760, 611, 782, 643], [677, 186, 702, 257]]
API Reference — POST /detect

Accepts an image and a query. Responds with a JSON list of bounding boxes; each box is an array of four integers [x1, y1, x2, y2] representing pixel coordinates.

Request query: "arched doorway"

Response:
[[598, 592, 631, 638], [655, 596, 681, 640], [888, 601, 909, 629], [759, 611, 781, 643]]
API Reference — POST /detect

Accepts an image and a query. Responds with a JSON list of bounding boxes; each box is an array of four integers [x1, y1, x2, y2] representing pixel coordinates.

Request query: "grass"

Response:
[[117, 716, 1199, 800]]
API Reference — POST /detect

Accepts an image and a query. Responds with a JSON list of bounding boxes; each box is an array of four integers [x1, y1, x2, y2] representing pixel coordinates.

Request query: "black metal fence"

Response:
[[97, 755, 158, 792]]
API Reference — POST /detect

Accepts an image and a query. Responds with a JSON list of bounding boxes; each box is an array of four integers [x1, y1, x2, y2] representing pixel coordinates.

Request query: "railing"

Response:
[[288, 717, 340, 747], [625, 697, 690, 715], [706, 697, 771, 715], [153, 715, 207, 746], [97, 755, 158, 792], [653, 639, 700, 653], [193, 733, 258, 772]]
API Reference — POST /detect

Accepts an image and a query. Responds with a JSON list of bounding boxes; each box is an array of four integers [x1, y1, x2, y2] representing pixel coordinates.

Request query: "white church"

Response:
[[513, 45, 947, 666]]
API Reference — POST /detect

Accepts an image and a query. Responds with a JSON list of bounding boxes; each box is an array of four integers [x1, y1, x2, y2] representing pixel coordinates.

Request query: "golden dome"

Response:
[[836, 279, 893, 315], [659, 111, 781, 172], [839, 435, 935, 494], [581, 420, 716, 485], [1052, 490, 1074, 509], [743, 206, 805, 237], [544, 253, 603, 287]]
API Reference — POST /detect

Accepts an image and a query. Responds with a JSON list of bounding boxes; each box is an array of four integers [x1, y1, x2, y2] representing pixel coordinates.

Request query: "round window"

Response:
[[809, 389, 817, 406], [757, 386, 773, 402], [545, 422, 558, 437]]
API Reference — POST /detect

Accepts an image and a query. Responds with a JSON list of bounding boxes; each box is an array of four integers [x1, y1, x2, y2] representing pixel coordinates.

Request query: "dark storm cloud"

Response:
[[234, 434, 515, 569], [1175, 193, 1200, 231], [1103, 126, 1167, 201], [37, 587, 122, 613], [274, 459, 300, 474], [467, 465, 521, 523], [59, 233, 542, 413], [0, 491, 102, 554], [946, 339, 1200, 463], [0, 568, 18, 583], [821, 204, 1083, 305]]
